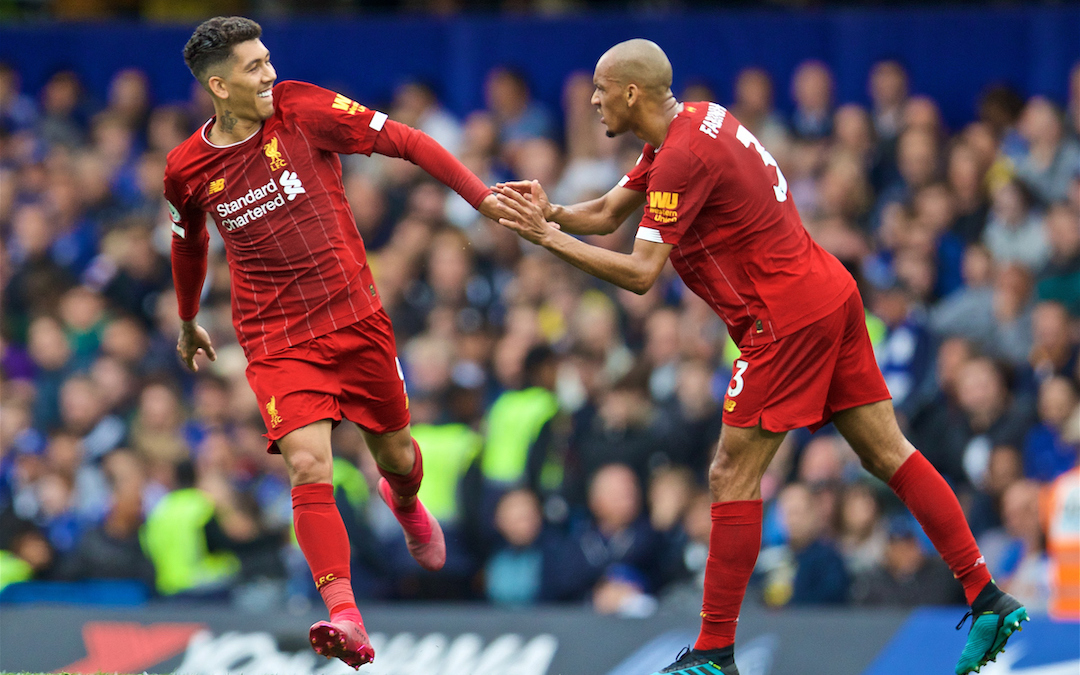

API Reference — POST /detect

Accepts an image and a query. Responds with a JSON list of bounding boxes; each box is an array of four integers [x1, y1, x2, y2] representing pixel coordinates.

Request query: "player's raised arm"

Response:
[[497, 181, 670, 295], [370, 118, 507, 221], [289, 82, 506, 221], [496, 180, 645, 236]]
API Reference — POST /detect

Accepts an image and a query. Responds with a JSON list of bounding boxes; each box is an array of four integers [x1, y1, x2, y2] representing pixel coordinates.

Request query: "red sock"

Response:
[[292, 483, 354, 614], [377, 439, 424, 508], [888, 451, 992, 605], [695, 500, 762, 651]]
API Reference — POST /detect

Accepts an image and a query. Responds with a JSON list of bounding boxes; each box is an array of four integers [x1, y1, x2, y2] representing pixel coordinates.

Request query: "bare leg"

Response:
[[707, 423, 788, 501], [361, 424, 417, 507], [829, 399, 913, 481], [832, 400, 992, 603], [695, 423, 786, 658], [278, 419, 335, 486]]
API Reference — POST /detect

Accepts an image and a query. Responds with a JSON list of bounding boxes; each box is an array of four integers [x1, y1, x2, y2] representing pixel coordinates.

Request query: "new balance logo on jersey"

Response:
[[279, 170, 306, 201]]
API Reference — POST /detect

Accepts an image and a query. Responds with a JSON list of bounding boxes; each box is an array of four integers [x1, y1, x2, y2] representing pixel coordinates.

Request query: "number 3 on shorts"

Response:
[[728, 359, 749, 397]]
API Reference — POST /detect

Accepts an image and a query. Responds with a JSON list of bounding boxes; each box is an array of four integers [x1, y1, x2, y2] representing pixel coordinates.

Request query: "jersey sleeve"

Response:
[[618, 144, 655, 192], [279, 81, 387, 156], [164, 167, 209, 322], [372, 119, 491, 209], [634, 146, 708, 247]]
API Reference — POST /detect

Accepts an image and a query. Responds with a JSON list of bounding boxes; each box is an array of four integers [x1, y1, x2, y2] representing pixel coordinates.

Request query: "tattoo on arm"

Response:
[[220, 110, 238, 133]]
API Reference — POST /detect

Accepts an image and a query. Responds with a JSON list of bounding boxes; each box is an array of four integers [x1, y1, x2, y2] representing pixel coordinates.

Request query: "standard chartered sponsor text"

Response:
[[215, 171, 304, 232]]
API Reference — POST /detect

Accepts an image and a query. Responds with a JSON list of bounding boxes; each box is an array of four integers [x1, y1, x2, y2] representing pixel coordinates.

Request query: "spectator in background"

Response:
[[485, 488, 550, 606], [983, 178, 1050, 271], [572, 366, 663, 502], [869, 60, 909, 147], [851, 514, 965, 606], [128, 381, 188, 470], [947, 141, 991, 244], [912, 356, 1035, 492], [484, 67, 555, 160], [105, 68, 151, 141], [0, 62, 38, 132], [872, 280, 934, 416], [930, 263, 1034, 367], [659, 359, 724, 477], [55, 449, 155, 588], [759, 482, 849, 607], [790, 61, 834, 141], [1029, 301, 1079, 381], [903, 96, 945, 140], [836, 481, 887, 576], [730, 67, 789, 151], [968, 445, 1024, 539], [978, 84, 1027, 161], [37, 70, 86, 149], [553, 72, 622, 206], [1022, 376, 1080, 482], [5, 204, 75, 343], [543, 463, 661, 603], [1037, 203, 1080, 315], [978, 480, 1050, 613], [480, 345, 560, 511], [140, 460, 238, 598], [876, 127, 940, 220], [146, 105, 193, 154], [1015, 97, 1080, 206], [27, 316, 75, 432]]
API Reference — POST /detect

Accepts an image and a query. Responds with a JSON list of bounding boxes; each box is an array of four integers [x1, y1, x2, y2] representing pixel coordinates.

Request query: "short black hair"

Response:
[[183, 16, 262, 85]]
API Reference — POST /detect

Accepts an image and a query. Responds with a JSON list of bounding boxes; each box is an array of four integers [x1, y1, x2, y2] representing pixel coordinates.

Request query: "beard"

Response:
[[606, 130, 616, 138]]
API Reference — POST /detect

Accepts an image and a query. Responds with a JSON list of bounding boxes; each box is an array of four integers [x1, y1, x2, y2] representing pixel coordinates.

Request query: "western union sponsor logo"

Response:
[[331, 93, 367, 116], [648, 191, 680, 224], [649, 191, 679, 210]]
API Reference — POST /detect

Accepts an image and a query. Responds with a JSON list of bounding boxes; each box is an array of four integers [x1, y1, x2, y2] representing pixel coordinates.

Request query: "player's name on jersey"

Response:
[[214, 172, 305, 232]]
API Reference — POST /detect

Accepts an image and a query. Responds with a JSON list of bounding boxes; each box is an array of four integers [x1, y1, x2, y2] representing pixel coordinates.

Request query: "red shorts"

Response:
[[245, 308, 410, 452], [722, 288, 891, 433]]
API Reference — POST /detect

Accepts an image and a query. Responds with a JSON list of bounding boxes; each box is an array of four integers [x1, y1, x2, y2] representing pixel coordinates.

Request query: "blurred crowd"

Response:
[[1, 57, 1078, 620]]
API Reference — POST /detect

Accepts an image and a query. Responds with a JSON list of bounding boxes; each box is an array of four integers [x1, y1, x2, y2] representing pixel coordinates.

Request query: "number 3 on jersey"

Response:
[[728, 359, 749, 397], [736, 125, 788, 203]]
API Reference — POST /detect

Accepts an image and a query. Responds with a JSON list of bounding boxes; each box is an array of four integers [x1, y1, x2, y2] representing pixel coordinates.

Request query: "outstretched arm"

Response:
[[372, 119, 505, 221], [496, 182, 671, 295], [497, 180, 645, 236]]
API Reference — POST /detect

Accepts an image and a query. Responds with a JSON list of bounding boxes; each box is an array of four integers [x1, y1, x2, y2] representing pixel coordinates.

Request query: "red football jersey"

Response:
[[622, 102, 855, 348], [164, 81, 387, 359]]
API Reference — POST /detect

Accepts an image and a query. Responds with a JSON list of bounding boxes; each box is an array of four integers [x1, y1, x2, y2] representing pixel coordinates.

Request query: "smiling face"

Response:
[[208, 39, 276, 122]]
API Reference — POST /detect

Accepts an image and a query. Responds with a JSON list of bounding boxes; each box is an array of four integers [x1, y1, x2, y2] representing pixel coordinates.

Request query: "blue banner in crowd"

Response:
[[1, 7, 1078, 130]]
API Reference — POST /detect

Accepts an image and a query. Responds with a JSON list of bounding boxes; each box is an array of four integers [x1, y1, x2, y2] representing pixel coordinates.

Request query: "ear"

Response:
[[625, 83, 639, 107], [207, 75, 229, 101]]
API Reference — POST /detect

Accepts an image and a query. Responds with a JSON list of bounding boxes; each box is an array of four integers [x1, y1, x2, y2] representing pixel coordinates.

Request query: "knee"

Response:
[[369, 429, 415, 473], [856, 438, 915, 482], [287, 449, 333, 486], [707, 447, 751, 500]]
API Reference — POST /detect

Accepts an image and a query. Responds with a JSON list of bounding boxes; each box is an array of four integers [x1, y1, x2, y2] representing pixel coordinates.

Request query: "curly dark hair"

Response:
[[183, 16, 262, 86]]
